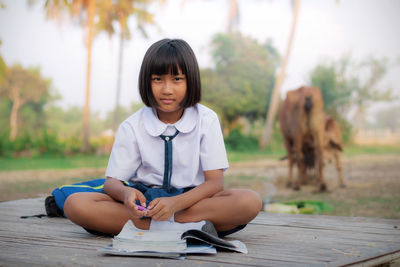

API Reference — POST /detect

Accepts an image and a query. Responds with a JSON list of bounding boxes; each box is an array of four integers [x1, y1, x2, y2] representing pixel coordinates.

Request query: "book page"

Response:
[[117, 220, 183, 242]]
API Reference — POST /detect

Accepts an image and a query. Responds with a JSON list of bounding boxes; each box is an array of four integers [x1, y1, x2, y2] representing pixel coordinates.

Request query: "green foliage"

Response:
[[102, 102, 144, 130], [0, 99, 145, 158], [201, 33, 279, 124], [268, 122, 285, 152], [0, 53, 6, 85], [0, 65, 53, 103], [44, 105, 82, 138], [35, 129, 65, 155], [0, 130, 64, 157], [0, 64, 56, 140], [310, 55, 393, 115], [224, 128, 259, 151], [0, 132, 32, 157], [284, 200, 334, 214], [0, 98, 11, 131], [62, 135, 82, 155], [11, 133, 33, 152], [309, 54, 394, 141], [310, 60, 353, 115]]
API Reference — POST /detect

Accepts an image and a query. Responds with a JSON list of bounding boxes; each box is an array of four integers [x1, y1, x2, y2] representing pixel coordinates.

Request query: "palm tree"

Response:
[[44, 0, 102, 152], [259, 0, 301, 150], [227, 0, 239, 32], [98, 0, 156, 133]]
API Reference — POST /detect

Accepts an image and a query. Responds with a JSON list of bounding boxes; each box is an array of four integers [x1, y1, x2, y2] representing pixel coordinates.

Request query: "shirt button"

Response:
[[165, 137, 170, 141]]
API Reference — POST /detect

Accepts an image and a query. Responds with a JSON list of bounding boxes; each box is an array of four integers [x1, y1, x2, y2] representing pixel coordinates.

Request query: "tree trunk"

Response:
[[9, 95, 21, 141], [259, 0, 300, 150], [113, 30, 125, 134], [227, 0, 239, 32], [81, 0, 95, 153]]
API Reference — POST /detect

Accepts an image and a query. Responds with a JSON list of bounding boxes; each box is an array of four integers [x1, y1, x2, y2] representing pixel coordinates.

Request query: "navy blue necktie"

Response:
[[159, 130, 179, 191]]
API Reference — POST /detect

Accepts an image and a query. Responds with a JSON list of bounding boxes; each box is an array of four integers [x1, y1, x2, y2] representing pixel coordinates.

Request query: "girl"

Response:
[[64, 38, 262, 237]]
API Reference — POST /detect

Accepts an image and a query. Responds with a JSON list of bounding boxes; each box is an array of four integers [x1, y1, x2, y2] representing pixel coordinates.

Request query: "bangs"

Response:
[[150, 44, 186, 76]]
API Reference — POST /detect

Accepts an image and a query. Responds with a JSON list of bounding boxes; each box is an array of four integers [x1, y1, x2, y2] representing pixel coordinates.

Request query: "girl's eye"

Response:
[[152, 77, 161, 81], [174, 76, 185, 81]]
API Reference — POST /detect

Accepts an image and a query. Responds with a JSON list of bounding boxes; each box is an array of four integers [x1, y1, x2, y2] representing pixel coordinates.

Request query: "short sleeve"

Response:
[[199, 113, 229, 171], [105, 122, 141, 181]]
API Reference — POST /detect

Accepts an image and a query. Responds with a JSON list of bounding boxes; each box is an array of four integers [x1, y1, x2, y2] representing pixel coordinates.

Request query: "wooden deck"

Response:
[[0, 198, 399, 266]]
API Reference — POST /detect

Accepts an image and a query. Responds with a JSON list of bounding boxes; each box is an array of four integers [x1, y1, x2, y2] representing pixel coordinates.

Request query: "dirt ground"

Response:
[[226, 154, 400, 219], [1, 154, 400, 220]]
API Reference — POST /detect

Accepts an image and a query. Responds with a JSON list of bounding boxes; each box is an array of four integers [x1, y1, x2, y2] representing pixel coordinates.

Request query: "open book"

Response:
[[99, 220, 247, 258]]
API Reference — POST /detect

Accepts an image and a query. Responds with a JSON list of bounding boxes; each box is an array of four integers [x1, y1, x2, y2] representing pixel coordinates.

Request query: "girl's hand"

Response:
[[147, 197, 178, 221], [123, 187, 148, 218]]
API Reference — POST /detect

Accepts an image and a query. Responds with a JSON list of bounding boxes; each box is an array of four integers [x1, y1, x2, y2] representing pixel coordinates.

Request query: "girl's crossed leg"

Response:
[[64, 188, 262, 235]]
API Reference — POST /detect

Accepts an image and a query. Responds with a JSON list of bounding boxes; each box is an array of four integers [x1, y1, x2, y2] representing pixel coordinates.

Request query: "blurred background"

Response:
[[0, 0, 399, 218]]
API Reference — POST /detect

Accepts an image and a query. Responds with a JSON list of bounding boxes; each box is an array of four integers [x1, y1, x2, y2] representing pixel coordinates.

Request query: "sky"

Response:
[[1, 0, 399, 118]]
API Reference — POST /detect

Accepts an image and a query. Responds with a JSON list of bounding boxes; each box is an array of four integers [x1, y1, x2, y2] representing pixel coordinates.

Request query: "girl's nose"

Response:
[[161, 80, 173, 94]]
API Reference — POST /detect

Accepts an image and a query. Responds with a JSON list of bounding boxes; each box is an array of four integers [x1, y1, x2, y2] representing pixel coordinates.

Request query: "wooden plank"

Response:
[[0, 198, 399, 267], [236, 220, 400, 266]]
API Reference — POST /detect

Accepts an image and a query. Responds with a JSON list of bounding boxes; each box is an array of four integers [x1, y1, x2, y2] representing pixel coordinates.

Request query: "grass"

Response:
[[269, 174, 400, 220], [342, 144, 400, 156], [0, 154, 109, 171], [228, 143, 400, 162], [0, 148, 285, 172], [227, 148, 286, 162], [0, 144, 398, 172], [0, 147, 399, 220]]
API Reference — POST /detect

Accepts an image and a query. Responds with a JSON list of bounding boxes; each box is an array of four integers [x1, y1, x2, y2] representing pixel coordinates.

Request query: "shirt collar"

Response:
[[142, 106, 198, 137]]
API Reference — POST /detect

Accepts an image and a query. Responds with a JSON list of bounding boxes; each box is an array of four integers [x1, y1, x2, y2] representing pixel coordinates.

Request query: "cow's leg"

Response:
[[293, 140, 303, 191], [294, 158, 305, 191], [334, 150, 346, 188], [315, 135, 326, 191], [287, 154, 294, 188], [284, 139, 294, 188]]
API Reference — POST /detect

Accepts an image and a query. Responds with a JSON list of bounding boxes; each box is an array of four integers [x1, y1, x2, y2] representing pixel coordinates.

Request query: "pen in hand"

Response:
[[137, 205, 150, 212]]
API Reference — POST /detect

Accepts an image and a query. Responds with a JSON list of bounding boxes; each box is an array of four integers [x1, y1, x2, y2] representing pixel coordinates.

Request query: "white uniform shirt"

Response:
[[105, 103, 229, 188]]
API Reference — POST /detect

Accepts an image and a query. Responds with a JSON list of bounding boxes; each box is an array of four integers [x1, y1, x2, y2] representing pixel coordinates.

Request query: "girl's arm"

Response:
[[147, 169, 224, 221], [104, 177, 148, 218]]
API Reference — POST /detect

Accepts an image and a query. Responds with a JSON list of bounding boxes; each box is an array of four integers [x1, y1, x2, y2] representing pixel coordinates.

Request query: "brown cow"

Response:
[[279, 86, 326, 191], [283, 115, 346, 188]]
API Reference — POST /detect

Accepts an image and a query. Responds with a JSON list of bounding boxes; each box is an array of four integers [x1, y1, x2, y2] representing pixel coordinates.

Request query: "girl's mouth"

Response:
[[161, 99, 175, 104]]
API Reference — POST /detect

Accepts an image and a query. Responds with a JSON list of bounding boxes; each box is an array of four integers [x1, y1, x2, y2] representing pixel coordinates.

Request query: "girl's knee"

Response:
[[64, 193, 82, 219], [237, 189, 262, 217], [246, 190, 262, 217], [64, 192, 97, 219]]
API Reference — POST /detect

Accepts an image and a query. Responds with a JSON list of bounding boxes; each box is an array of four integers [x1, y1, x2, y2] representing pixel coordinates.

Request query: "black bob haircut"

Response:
[[139, 38, 201, 108]]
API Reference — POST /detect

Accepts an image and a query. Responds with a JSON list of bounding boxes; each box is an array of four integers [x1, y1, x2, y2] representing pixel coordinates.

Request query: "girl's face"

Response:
[[151, 67, 187, 123]]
